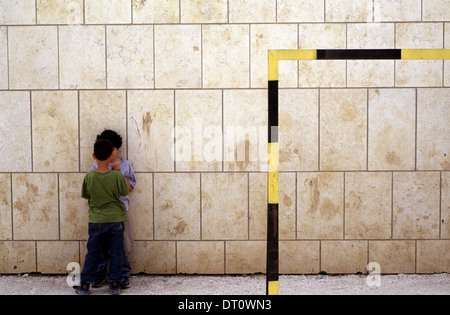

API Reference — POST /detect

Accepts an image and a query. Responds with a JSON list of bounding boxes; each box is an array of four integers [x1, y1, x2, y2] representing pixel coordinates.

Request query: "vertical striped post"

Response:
[[267, 51, 279, 295]]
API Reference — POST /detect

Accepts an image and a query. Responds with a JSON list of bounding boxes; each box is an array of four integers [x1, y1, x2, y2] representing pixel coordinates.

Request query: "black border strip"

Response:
[[268, 80, 278, 143], [266, 203, 279, 289], [317, 49, 401, 60]]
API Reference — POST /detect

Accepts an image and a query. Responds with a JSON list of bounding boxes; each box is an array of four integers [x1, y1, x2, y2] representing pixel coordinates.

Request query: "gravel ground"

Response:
[[0, 273, 448, 295]]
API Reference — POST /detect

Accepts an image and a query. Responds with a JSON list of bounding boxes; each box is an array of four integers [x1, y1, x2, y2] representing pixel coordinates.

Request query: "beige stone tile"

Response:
[[37, 0, 83, 24], [12, 173, 58, 240], [445, 61, 450, 87], [154, 25, 201, 88], [203, 24, 249, 88], [0, 174, 11, 240], [226, 241, 265, 274], [423, 0, 450, 21], [132, 0, 179, 23], [59, 25, 106, 89], [0, 92, 31, 172], [417, 240, 450, 273], [37, 241, 79, 274], [175, 90, 222, 171], [369, 241, 415, 274], [297, 172, 344, 239], [280, 241, 320, 274], [396, 60, 442, 87], [320, 89, 367, 171], [298, 60, 346, 88], [79, 91, 127, 172], [347, 23, 395, 49], [249, 173, 266, 240], [130, 241, 176, 274], [85, 0, 131, 24], [107, 25, 154, 89], [345, 172, 392, 239], [128, 173, 153, 240], [229, 0, 276, 23], [59, 173, 88, 241], [177, 241, 224, 274], [279, 173, 296, 240], [279, 89, 318, 171], [396, 23, 444, 49], [180, 0, 227, 23], [224, 90, 267, 172], [8, 26, 58, 89], [348, 60, 394, 87], [393, 172, 440, 239], [442, 172, 450, 239], [32, 91, 79, 172], [128, 90, 174, 172], [0, 27, 6, 89], [321, 241, 367, 274], [374, 0, 421, 21], [417, 88, 450, 170], [277, 0, 324, 22], [0, 0, 36, 24], [251, 24, 298, 88], [154, 173, 200, 240], [368, 89, 416, 170], [446, 23, 450, 48], [325, 0, 373, 22], [299, 24, 346, 49], [0, 241, 36, 273], [202, 173, 248, 240]]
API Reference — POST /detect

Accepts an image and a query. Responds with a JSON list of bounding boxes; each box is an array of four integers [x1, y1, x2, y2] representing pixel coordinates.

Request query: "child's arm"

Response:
[[125, 179, 133, 192], [122, 160, 137, 193]]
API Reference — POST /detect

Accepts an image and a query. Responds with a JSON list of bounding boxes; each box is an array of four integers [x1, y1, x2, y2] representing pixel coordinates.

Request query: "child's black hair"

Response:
[[96, 129, 123, 149], [94, 139, 113, 161]]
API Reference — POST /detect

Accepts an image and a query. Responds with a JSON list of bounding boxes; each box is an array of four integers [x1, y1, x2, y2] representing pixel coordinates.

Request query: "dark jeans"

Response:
[[81, 222, 124, 284], [95, 249, 131, 279]]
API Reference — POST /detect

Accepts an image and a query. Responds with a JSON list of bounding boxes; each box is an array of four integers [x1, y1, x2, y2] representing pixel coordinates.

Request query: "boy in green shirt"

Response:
[[76, 139, 129, 295]]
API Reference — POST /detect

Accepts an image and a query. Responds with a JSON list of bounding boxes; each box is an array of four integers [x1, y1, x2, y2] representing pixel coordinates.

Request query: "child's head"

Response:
[[93, 139, 113, 161], [96, 129, 122, 150]]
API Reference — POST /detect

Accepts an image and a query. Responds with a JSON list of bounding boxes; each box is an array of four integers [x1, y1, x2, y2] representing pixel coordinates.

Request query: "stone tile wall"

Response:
[[0, 0, 448, 275]]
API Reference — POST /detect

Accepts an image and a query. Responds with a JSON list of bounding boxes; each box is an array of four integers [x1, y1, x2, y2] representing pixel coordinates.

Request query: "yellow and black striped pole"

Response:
[[266, 49, 449, 295]]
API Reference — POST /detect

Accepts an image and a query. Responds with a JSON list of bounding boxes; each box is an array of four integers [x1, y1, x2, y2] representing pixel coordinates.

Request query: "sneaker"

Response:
[[93, 275, 107, 288], [75, 282, 90, 295], [109, 282, 121, 295], [120, 277, 131, 289]]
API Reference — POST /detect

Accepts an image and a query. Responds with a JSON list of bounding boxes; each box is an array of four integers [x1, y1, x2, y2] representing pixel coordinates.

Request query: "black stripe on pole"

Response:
[[268, 80, 278, 143], [317, 49, 402, 60], [266, 203, 279, 290]]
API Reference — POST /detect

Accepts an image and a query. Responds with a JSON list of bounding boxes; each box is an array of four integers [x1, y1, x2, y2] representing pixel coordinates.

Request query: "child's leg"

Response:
[[81, 223, 108, 284], [121, 219, 134, 279], [107, 222, 124, 283]]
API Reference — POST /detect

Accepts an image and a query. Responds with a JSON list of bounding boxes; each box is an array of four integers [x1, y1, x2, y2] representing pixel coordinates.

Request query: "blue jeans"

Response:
[[81, 222, 124, 284]]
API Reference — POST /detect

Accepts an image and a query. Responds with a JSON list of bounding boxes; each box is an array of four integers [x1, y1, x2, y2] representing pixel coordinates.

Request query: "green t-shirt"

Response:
[[81, 170, 129, 223]]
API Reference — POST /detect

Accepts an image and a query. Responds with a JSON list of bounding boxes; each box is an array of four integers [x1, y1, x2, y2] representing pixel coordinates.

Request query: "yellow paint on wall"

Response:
[[402, 49, 450, 60], [268, 281, 279, 295], [268, 143, 279, 204]]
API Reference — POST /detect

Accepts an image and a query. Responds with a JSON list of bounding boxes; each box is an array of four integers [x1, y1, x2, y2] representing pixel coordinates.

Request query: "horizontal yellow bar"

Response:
[[402, 49, 450, 60], [271, 49, 317, 60], [268, 143, 279, 204], [268, 281, 279, 295]]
